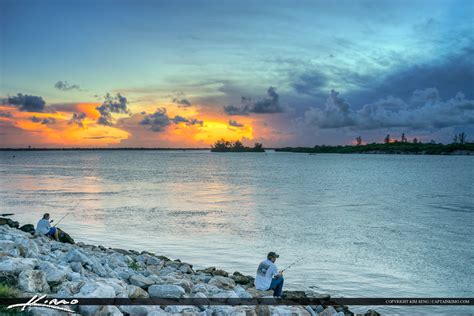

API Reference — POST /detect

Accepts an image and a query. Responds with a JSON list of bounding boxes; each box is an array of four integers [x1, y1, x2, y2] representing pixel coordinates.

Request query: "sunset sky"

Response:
[[1, 0, 473, 148]]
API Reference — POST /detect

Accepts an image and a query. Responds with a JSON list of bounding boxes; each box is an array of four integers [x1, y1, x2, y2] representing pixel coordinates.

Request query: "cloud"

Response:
[[304, 88, 474, 130], [68, 112, 87, 127], [292, 71, 328, 97], [96, 93, 129, 126], [172, 98, 191, 107], [224, 87, 284, 115], [3, 93, 46, 112], [140, 108, 171, 132], [0, 112, 13, 118], [31, 116, 56, 125], [228, 119, 244, 127], [140, 108, 203, 132], [54, 81, 81, 91]]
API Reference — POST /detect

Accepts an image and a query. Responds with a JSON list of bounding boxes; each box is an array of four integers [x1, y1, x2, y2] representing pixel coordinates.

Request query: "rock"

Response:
[[208, 276, 235, 290], [319, 305, 337, 316], [0, 240, 16, 252], [233, 285, 252, 298], [146, 308, 168, 315], [58, 228, 75, 244], [69, 261, 83, 273], [119, 305, 158, 315], [232, 271, 254, 285], [212, 269, 228, 277], [197, 267, 216, 274], [179, 263, 194, 274], [269, 306, 311, 315], [129, 274, 154, 289], [66, 249, 90, 265], [313, 305, 325, 313], [0, 271, 18, 287], [96, 305, 123, 315], [164, 305, 201, 313], [148, 284, 185, 298], [18, 270, 50, 293], [19, 224, 35, 234], [144, 256, 160, 266], [305, 305, 317, 316], [0, 257, 38, 274], [283, 290, 307, 299], [125, 284, 150, 298], [0, 217, 19, 228], [192, 283, 222, 296], [364, 310, 381, 316], [77, 281, 116, 298], [38, 261, 69, 285]]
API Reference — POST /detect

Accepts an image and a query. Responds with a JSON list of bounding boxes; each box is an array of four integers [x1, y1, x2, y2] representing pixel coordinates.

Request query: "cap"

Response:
[[267, 252, 279, 259]]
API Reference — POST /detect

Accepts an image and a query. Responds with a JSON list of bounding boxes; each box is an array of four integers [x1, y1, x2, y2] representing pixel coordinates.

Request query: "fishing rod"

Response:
[[281, 257, 304, 273], [52, 200, 80, 227]]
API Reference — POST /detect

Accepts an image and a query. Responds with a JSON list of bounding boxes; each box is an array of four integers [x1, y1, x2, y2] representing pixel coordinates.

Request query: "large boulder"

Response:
[[0, 258, 38, 274], [18, 270, 50, 293], [148, 284, 185, 298], [124, 284, 150, 298], [208, 275, 236, 290], [129, 274, 154, 289], [58, 228, 75, 244], [38, 261, 69, 285], [0, 217, 19, 228], [66, 249, 90, 265], [19, 224, 35, 234], [232, 271, 254, 285]]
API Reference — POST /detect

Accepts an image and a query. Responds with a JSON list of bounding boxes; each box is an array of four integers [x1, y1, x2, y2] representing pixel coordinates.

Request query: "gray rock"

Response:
[[208, 275, 236, 290], [18, 270, 50, 293], [69, 261, 83, 273], [96, 305, 123, 315], [164, 305, 201, 313], [233, 285, 252, 298], [0, 257, 37, 274], [148, 284, 185, 298], [38, 261, 69, 285], [320, 305, 337, 316], [125, 284, 150, 298], [66, 249, 90, 265], [145, 256, 161, 266], [77, 281, 116, 297], [129, 274, 154, 289], [118, 305, 157, 315]]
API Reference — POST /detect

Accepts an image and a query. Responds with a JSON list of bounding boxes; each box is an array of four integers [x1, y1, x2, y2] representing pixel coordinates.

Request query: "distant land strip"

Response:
[[1, 142, 473, 155]]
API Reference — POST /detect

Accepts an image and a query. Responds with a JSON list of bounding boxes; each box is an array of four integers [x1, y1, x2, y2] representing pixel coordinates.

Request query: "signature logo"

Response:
[[7, 295, 79, 313]]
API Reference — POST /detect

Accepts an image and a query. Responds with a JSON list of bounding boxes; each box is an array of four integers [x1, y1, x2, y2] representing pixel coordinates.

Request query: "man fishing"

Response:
[[255, 251, 284, 297], [36, 213, 59, 241]]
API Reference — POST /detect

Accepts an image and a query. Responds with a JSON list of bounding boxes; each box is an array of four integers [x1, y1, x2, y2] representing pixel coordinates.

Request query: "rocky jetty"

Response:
[[0, 220, 379, 315]]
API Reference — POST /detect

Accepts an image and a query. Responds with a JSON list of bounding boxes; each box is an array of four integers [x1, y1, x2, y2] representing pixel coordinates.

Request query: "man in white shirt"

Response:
[[36, 213, 59, 241], [254, 252, 284, 297]]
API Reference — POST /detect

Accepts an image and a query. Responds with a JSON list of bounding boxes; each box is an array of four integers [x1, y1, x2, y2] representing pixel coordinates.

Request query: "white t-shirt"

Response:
[[36, 219, 51, 235], [255, 259, 278, 290]]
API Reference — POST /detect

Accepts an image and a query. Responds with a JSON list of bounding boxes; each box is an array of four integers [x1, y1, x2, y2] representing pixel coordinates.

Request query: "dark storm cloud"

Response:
[[54, 81, 81, 91], [348, 45, 474, 104], [291, 71, 328, 97], [228, 119, 244, 127], [3, 93, 46, 112], [304, 88, 474, 130], [68, 112, 86, 127], [140, 109, 203, 132], [96, 93, 129, 126], [31, 116, 56, 125], [224, 87, 284, 115]]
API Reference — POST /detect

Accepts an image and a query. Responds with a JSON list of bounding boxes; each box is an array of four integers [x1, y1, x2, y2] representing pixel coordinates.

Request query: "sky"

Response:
[[0, 0, 473, 148]]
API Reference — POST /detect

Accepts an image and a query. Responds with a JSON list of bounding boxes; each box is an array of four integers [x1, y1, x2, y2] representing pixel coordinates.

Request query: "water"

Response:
[[0, 150, 472, 314]]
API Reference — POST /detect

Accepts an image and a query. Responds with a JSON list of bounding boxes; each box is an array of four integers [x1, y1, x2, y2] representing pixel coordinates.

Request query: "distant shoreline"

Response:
[[1, 142, 473, 155]]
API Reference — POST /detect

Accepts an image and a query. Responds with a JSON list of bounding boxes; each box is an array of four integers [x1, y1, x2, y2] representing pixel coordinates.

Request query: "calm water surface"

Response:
[[0, 151, 472, 314]]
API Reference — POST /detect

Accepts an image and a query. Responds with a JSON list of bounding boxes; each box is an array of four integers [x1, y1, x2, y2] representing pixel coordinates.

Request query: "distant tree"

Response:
[[453, 134, 458, 144], [356, 136, 362, 146], [401, 133, 407, 143], [413, 137, 418, 144], [459, 132, 466, 144], [253, 143, 263, 150], [384, 134, 390, 144], [430, 139, 436, 144], [233, 140, 244, 150]]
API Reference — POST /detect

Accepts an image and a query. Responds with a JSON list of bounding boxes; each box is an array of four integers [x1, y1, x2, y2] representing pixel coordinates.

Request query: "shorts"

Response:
[[46, 227, 57, 236]]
